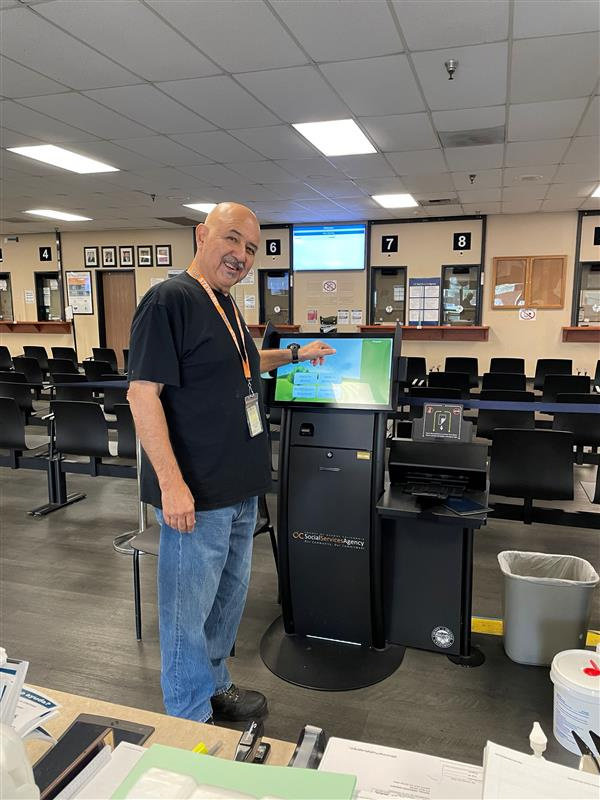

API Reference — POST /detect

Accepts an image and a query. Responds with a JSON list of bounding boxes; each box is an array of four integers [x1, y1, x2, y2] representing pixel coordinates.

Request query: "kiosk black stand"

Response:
[[260, 329, 405, 690]]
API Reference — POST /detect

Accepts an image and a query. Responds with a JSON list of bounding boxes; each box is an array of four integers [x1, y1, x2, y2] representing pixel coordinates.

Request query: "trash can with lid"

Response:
[[497, 551, 599, 666]]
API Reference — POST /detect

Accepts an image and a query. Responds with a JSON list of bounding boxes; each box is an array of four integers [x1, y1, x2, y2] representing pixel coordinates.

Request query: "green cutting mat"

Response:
[[111, 744, 356, 799]]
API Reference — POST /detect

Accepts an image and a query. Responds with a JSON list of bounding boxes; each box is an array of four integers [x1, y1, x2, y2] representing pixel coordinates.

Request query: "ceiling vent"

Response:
[[515, 174, 544, 182], [419, 197, 458, 206], [155, 216, 199, 226], [438, 125, 505, 148]]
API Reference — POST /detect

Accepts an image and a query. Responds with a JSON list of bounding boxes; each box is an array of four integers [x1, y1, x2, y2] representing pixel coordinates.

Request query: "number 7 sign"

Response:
[[381, 234, 398, 253]]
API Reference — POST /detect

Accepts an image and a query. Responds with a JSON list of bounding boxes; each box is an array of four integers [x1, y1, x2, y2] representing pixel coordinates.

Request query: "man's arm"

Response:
[[259, 340, 336, 373], [127, 380, 196, 533]]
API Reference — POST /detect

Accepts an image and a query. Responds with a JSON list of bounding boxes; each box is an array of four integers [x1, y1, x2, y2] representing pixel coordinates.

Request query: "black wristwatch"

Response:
[[287, 343, 300, 364]]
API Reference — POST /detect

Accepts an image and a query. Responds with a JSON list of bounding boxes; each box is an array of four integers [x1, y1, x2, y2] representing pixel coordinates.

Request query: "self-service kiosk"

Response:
[[260, 328, 405, 689]]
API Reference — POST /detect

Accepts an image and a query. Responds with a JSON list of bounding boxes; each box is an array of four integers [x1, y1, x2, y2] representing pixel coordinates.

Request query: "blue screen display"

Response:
[[293, 224, 366, 271]]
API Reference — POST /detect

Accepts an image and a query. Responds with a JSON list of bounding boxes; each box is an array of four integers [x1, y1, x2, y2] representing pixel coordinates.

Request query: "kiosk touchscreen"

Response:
[[269, 333, 397, 411]]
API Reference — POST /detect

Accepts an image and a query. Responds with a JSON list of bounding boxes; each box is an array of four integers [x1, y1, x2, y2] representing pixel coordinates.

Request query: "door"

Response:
[[34, 271, 62, 321], [441, 265, 481, 325], [97, 270, 136, 369], [259, 270, 290, 324], [0, 273, 14, 320], [370, 267, 406, 324]]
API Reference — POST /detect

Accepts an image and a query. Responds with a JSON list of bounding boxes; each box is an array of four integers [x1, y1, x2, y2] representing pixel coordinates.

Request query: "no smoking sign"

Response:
[[519, 308, 536, 321]]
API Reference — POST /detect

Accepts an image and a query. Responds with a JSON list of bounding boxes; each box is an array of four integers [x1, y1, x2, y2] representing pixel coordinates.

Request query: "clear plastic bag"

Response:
[[497, 550, 599, 586]]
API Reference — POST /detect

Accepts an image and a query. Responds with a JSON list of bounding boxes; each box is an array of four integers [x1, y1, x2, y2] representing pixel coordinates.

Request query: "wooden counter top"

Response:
[[562, 326, 600, 342], [0, 321, 72, 334], [359, 325, 489, 341]]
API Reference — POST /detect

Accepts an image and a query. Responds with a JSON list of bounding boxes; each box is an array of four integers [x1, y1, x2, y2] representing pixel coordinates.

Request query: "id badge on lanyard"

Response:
[[196, 274, 264, 438]]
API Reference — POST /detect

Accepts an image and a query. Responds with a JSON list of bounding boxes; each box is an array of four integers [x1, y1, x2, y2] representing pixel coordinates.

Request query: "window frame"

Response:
[[369, 265, 408, 325], [0, 272, 14, 322], [440, 263, 482, 326], [491, 255, 567, 310]]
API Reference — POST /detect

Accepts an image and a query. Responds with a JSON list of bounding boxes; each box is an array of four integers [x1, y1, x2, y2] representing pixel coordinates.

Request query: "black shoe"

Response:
[[211, 684, 268, 722]]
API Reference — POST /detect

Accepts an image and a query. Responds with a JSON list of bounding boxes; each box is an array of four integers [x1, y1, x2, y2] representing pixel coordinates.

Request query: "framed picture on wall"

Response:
[[84, 246, 99, 267], [119, 245, 134, 267], [101, 246, 117, 267], [137, 245, 153, 267], [155, 244, 172, 267]]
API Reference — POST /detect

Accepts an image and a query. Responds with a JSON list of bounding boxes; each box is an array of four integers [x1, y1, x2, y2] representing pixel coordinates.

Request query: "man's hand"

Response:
[[299, 340, 336, 366], [162, 481, 196, 533]]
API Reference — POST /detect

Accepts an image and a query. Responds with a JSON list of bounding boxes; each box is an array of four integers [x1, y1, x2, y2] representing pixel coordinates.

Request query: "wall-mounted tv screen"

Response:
[[269, 333, 397, 411], [293, 224, 366, 272]]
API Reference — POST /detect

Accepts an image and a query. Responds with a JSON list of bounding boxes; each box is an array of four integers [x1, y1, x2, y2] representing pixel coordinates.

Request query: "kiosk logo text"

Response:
[[291, 531, 365, 550]]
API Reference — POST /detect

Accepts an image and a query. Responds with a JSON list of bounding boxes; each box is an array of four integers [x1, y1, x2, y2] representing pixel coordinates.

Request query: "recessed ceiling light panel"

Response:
[[8, 145, 119, 174], [371, 193, 418, 209], [183, 203, 217, 213], [292, 119, 376, 157], [25, 209, 92, 221]]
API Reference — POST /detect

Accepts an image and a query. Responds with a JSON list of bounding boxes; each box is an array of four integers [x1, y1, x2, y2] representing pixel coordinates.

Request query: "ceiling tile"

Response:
[[504, 165, 558, 185], [18, 92, 153, 139], [412, 43, 507, 111], [457, 187, 502, 203], [422, 204, 464, 217], [554, 162, 600, 183], [393, 0, 508, 50], [541, 198, 583, 211], [303, 178, 364, 198], [273, 157, 341, 178], [219, 184, 286, 202], [360, 113, 438, 152], [228, 161, 297, 183], [505, 139, 569, 166], [327, 154, 396, 179], [273, 0, 402, 62], [354, 177, 409, 194], [184, 164, 259, 185], [432, 106, 505, 132], [157, 76, 279, 129], [261, 183, 324, 201], [0, 126, 43, 148], [386, 149, 447, 175], [148, 0, 308, 72], [112, 136, 213, 166], [578, 98, 600, 137], [510, 33, 599, 104], [320, 55, 424, 117], [513, 0, 600, 38], [461, 201, 501, 214], [230, 126, 315, 160], [0, 99, 99, 142], [236, 66, 349, 123], [452, 169, 502, 188], [508, 99, 588, 141], [445, 144, 504, 171], [66, 141, 159, 171], [400, 173, 454, 192], [172, 133, 263, 163], [1, 7, 139, 90], [563, 137, 600, 166], [0, 55, 67, 97], [502, 184, 549, 200], [84, 85, 215, 134], [294, 197, 346, 213], [579, 197, 600, 210], [546, 181, 597, 198], [501, 200, 542, 213], [35, 0, 219, 82]]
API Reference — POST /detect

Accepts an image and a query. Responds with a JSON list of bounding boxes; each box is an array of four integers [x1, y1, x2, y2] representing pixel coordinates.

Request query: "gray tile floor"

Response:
[[1, 463, 598, 768]]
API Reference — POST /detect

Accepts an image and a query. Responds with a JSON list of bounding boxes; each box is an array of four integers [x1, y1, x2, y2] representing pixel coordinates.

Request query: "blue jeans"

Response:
[[155, 496, 258, 722]]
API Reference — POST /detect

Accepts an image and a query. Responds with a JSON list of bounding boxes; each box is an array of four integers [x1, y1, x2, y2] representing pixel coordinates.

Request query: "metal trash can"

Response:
[[497, 551, 599, 666]]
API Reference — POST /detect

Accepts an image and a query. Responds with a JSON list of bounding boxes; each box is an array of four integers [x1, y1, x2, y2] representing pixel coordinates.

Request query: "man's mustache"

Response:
[[223, 255, 244, 271]]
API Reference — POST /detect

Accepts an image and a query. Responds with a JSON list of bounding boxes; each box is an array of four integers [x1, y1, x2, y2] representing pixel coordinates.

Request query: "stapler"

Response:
[[234, 720, 264, 762]]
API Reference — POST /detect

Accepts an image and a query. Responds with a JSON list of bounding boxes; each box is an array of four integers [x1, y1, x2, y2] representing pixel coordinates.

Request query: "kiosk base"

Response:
[[260, 616, 405, 691], [447, 646, 485, 668]]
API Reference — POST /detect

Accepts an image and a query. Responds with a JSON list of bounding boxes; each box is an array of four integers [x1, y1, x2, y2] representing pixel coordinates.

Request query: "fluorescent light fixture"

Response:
[[25, 209, 92, 221], [593, 184, 600, 198], [7, 145, 118, 174], [372, 193, 418, 209], [292, 119, 376, 157], [183, 203, 217, 213]]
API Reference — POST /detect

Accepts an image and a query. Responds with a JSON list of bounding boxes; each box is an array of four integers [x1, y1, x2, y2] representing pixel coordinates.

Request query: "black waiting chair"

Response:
[[23, 345, 49, 374], [444, 357, 478, 388], [48, 358, 79, 377], [103, 385, 128, 415], [0, 370, 27, 384], [542, 374, 590, 403], [534, 358, 572, 391], [92, 347, 119, 373], [52, 374, 95, 403], [83, 360, 118, 381], [428, 371, 471, 398], [0, 397, 49, 470], [490, 357, 525, 374], [114, 404, 136, 459], [476, 390, 535, 441], [490, 428, 574, 523], [481, 372, 526, 392], [553, 393, 600, 464], [123, 348, 129, 373], [13, 356, 45, 385], [51, 347, 78, 367], [0, 382, 36, 423], [408, 386, 461, 419], [406, 357, 427, 386], [0, 346, 13, 371], [592, 359, 599, 392]]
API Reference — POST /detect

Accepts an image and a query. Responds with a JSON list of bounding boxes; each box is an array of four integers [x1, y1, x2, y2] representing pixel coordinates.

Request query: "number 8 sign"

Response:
[[453, 232, 471, 251]]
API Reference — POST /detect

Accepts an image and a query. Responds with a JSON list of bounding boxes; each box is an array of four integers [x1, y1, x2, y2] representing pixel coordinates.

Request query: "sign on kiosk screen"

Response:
[[275, 337, 393, 409]]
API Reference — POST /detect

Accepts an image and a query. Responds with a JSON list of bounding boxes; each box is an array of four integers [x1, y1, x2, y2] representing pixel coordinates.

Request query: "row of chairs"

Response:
[[409, 370, 595, 401], [0, 345, 129, 375]]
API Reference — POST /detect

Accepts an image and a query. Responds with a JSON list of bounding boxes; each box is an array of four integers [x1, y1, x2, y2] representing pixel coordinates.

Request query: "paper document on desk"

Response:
[[319, 736, 482, 799], [482, 741, 600, 799]]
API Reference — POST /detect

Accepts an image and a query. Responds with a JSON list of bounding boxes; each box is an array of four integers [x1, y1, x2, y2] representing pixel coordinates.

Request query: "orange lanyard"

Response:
[[196, 275, 252, 386]]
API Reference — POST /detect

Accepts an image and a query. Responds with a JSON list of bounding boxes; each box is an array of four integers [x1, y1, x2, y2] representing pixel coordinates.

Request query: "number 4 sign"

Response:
[[39, 246, 52, 261]]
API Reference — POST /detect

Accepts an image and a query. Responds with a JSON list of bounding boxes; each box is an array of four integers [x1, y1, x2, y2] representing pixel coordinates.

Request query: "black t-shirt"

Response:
[[127, 272, 271, 510]]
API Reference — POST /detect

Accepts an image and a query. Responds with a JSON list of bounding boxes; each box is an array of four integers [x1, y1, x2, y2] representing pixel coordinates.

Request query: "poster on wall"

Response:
[[66, 271, 93, 315], [337, 309, 349, 325], [239, 268, 255, 285], [408, 277, 440, 325], [351, 309, 363, 325]]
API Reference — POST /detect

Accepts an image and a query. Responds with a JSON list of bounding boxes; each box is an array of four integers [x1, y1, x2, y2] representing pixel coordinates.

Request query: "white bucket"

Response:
[[550, 646, 600, 755]]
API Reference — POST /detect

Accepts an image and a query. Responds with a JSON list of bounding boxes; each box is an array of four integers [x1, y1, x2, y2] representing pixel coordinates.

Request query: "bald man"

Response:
[[127, 203, 334, 724]]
